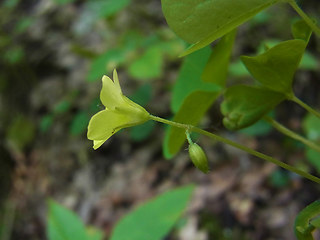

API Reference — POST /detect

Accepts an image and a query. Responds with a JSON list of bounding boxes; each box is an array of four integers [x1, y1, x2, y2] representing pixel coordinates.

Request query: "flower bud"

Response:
[[188, 143, 209, 173]]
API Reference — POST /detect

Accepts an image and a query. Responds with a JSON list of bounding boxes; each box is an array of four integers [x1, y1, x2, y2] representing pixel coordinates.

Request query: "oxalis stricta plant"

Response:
[[88, 0, 320, 238]]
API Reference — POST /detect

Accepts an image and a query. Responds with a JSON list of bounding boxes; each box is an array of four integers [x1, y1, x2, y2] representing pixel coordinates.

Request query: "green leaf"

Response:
[[128, 46, 163, 80], [161, 0, 280, 56], [129, 84, 152, 106], [291, 19, 312, 42], [110, 185, 195, 240], [311, 216, 320, 229], [47, 200, 88, 240], [87, 48, 127, 82], [221, 85, 285, 130], [70, 112, 90, 136], [40, 114, 54, 133], [164, 91, 220, 158], [130, 121, 155, 142], [171, 46, 220, 113], [201, 29, 237, 87], [164, 33, 234, 158], [295, 200, 320, 240], [229, 60, 250, 77], [305, 148, 320, 173], [53, 100, 71, 114], [300, 52, 318, 71], [302, 113, 320, 141], [269, 169, 290, 188], [241, 39, 307, 95]]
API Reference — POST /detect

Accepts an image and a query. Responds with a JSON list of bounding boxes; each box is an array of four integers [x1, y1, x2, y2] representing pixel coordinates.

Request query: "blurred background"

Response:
[[0, 0, 320, 239]]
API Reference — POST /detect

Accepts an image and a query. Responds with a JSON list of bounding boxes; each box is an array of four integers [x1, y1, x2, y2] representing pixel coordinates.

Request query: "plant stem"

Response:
[[291, 95, 320, 120], [149, 115, 320, 184], [288, 0, 320, 37], [264, 116, 320, 153]]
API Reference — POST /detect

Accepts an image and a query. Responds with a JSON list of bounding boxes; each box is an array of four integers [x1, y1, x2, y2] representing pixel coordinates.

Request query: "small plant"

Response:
[[87, 0, 320, 238]]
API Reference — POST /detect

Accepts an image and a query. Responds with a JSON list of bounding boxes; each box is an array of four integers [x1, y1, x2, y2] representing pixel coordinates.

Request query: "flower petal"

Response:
[[113, 69, 122, 93], [87, 109, 129, 140], [93, 140, 106, 150], [100, 75, 123, 109]]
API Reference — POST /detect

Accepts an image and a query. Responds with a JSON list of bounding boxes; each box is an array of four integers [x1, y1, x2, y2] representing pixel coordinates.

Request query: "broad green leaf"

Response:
[[241, 39, 307, 95], [161, 0, 279, 56], [128, 46, 163, 80], [221, 85, 285, 130], [295, 200, 320, 240], [202, 29, 237, 87], [302, 113, 320, 141], [291, 19, 312, 42], [164, 91, 220, 158], [171, 46, 220, 113], [110, 185, 195, 240], [47, 200, 88, 240]]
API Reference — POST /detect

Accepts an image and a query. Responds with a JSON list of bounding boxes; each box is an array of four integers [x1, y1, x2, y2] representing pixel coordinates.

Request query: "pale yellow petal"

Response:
[[113, 69, 122, 93], [100, 75, 123, 109], [87, 109, 129, 140], [93, 140, 106, 150]]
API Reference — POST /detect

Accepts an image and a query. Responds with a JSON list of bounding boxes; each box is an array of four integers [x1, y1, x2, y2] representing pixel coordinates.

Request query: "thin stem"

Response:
[[291, 95, 320, 120], [150, 115, 320, 184], [264, 116, 320, 153], [289, 0, 320, 37]]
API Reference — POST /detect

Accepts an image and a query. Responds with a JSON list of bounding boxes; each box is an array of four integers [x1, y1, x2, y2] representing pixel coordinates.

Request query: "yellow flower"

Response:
[[87, 70, 150, 149]]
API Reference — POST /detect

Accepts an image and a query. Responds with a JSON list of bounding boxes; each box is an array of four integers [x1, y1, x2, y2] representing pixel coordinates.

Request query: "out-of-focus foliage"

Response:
[[303, 113, 320, 173], [110, 185, 195, 240], [47, 200, 103, 240]]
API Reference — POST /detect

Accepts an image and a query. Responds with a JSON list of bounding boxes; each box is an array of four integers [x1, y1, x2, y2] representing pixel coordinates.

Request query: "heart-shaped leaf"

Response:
[[161, 0, 280, 56], [241, 39, 307, 96], [221, 85, 285, 130]]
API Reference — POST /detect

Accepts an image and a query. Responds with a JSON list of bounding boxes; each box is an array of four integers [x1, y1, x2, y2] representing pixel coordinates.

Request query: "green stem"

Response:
[[149, 115, 320, 184], [264, 116, 320, 153], [291, 95, 320, 120], [288, 0, 320, 37]]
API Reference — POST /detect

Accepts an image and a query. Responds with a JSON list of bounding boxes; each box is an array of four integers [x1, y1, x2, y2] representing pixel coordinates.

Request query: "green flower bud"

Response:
[[188, 143, 209, 173]]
